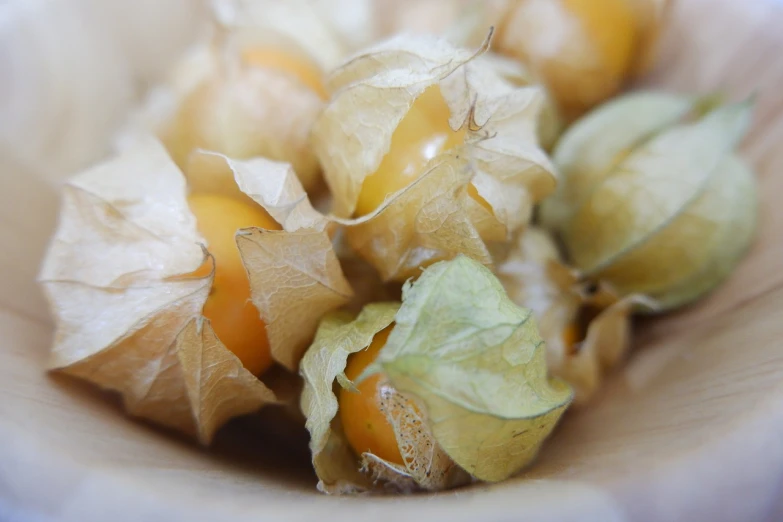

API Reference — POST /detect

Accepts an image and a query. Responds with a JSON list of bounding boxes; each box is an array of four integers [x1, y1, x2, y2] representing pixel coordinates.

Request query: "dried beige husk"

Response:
[[39, 138, 351, 442], [334, 152, 493, 282], [39, 139, 271, 443], [496, 0, 666, 119], [359, 383, 470, 492], [184, 149, 354, 371], [238, 226, 354, 371], [471, 53, 563, 150], [497, 228, 653, 404], [117, 0, 344, 191], [213, 0, 345, 72], [439, 53, 557, 230], [335, 240, 403, 314], [374, 0, 510, 45], [540, 93, 758, 311], [312, 33, 556, 281], [370, 0, 562, 149]]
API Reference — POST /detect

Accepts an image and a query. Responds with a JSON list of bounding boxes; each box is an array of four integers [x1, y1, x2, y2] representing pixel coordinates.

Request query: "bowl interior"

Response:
[[2, 1, 783, 521]]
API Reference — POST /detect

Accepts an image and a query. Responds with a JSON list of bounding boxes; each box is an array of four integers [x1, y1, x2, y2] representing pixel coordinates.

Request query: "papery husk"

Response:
[[471, 53, 563, 150], [370, 0, 562, 149], [39, 138, 275, 444], [540, 92, 695, 231], [542, 93, 758, 311], [583, 155, 757, 310], [185, 150, 353, 371], [335, 153, 492, 282], [300, 303, 467, 494], [363, 256, 572, 482], [549, 294, 653, 405], [186, 150, 326, 229], [497, 228, 649, 405], [312, 33, 556, 281], [497, 228, 582, 341], [335, 239, 403, 314], [299, 304, 398, 494], [440, 54, 557, 233], [359, 379, 470, 492], [374, 0, 511, 46], [238, 227, 354, 371], [118, 0, 340, 191], [213, 0, 345, 72], [314, 34, 480, 218], [496, 0, 640, 119]]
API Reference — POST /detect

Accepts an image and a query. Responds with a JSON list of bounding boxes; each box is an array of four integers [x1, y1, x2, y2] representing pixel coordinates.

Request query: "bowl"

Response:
[[1, 0, 783, 520]]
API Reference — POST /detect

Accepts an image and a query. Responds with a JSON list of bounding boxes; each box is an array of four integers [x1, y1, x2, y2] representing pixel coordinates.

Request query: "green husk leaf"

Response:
[[542, 92, 758, 311], [299, 303, 398, 494], [540, 92, 696, 231], [587, 154, 757, 309], [365, 255, 572, 482], [300, 301, 468, 493], [565, 99, 752, 272]]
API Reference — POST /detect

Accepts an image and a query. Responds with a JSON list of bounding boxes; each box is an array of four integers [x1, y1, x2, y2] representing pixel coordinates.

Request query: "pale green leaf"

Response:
[[299, 303, 398, 494], [368, 255, 573, 482], [564, 99, 752, 273], [540, 91, 696, 231], [590, 154, 757, 309], [543, 92, 757, 311]]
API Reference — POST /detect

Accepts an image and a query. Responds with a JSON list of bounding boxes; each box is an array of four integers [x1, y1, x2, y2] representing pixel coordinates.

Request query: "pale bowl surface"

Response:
[[1, 1, 782, 521]]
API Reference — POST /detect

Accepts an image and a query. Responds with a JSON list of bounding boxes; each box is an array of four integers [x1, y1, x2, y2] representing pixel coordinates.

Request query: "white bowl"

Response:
[[1, 0, 782, 520]]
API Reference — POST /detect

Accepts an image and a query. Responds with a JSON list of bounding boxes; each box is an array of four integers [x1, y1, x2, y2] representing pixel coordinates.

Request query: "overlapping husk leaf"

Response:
[[117, 0, 346, 191], [213, 0, 346, 72], [299, 304, 397, 494], [301, 257, 572, 493], [301, 304, 468, 494], [216, 0, 376, 59], [312, 33, 556, 282], [370, 0, 562, 149], [183, 149, 355, 371], [540, 92, 758, 312], [470, 53, 563, 150], [497, 228, 653, 404], [332, 233, 403, 313], [39, 138, 351, 443]]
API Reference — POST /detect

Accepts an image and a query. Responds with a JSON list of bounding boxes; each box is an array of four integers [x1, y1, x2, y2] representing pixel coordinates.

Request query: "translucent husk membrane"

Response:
[[312, 33, 556, 282], [39, 137, 352, 443], [300, 256, 572, 493], [540, 92, 758, 312]]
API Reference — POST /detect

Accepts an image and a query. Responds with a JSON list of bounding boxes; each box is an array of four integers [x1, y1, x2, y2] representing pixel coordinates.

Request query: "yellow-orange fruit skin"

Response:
[[188, 193, 281, 376], [339, 326, 409, 465]]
